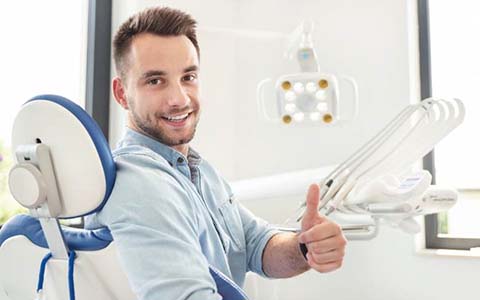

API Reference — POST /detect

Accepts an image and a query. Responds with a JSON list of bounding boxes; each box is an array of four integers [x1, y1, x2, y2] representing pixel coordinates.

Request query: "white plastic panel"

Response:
[[0, 236, 136, 300], [11, 100, 107, 218]]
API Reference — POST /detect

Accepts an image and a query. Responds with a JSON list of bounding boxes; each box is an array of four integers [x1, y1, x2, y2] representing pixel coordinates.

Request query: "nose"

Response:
[[165, 82, 191, 108]]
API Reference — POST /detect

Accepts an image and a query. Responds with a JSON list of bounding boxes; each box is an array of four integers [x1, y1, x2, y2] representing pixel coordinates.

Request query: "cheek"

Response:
[[130, 99, 155, 121], [188, 89, 201, 108], [133, 90, 162, 112]]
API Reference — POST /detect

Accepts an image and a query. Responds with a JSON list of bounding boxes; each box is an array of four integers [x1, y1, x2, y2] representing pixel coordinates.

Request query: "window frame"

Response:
[[86, 0, 112, 139], [419, 0, 480, 250], [75, 0, 112, 228]]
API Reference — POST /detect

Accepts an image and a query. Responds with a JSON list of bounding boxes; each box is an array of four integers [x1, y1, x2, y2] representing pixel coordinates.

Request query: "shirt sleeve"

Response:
[[237, 203, 281, 278], [91, 153, 222, 300]]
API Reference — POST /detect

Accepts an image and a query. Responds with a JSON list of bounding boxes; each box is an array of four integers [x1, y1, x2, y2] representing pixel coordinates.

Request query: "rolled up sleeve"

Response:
[[238, 204, 280, 278]]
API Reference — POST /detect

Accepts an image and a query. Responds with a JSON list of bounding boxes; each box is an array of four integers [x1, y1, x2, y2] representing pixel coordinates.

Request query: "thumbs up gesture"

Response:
[[298, 184, 347, 273]]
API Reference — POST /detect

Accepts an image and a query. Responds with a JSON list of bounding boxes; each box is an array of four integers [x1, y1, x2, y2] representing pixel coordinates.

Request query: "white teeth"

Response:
[[166, 113, 189, 121]]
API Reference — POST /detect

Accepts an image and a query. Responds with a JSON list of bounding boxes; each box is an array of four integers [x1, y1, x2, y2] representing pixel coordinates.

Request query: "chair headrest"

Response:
[[11, 95, 116, 218]]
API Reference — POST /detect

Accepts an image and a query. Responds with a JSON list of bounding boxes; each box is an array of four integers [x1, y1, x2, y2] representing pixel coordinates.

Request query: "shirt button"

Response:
[[177, 157, 184, 164]]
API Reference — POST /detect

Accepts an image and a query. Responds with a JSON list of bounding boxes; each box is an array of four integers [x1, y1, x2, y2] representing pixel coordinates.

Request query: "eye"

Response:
[[147, 78, 163, 85], [183, 73, 197, 82]]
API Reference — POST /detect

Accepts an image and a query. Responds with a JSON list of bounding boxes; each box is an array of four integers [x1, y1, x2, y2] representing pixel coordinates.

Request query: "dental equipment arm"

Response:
[[230, 167, 456, 239], [231, 98, 464, 239]]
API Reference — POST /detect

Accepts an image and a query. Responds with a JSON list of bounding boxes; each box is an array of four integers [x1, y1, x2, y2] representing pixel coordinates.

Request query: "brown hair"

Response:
[[113, 7, 199, 78]]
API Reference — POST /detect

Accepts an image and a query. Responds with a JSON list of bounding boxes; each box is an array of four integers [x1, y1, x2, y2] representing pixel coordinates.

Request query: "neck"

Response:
[[172, 144, 189, 157]]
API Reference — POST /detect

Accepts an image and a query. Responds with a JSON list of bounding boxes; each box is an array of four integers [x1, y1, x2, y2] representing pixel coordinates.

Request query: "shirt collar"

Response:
[[120, 128, 202, 167]]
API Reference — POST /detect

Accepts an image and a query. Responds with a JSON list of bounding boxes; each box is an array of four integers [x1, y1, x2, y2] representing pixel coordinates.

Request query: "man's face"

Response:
[[116, 33, 200, 149]]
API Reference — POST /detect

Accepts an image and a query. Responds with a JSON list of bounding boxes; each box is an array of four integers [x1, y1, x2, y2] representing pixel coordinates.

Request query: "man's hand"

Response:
[[298, 183, 347, 273]]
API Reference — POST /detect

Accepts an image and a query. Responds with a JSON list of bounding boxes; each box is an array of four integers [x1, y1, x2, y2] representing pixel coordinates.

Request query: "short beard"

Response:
[[128, 99, 198, 147]]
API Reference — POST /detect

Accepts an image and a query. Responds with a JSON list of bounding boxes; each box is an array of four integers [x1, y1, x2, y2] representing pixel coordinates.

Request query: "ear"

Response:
[[112, 77, 129, 110]]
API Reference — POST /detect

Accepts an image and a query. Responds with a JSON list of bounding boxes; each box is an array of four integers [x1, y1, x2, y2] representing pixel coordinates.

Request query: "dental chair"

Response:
[[0, 95, 247, 300]]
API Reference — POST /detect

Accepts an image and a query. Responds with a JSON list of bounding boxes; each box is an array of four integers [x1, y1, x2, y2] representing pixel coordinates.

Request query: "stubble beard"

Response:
[[129, 104, 199, 147]]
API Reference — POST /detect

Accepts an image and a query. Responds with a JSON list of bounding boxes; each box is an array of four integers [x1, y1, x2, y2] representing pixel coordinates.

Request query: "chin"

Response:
[[165, 130, 196, 146]]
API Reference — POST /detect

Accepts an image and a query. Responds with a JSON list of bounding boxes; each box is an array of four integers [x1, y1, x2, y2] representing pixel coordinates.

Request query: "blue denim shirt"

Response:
[[85, 128, 279, 300]]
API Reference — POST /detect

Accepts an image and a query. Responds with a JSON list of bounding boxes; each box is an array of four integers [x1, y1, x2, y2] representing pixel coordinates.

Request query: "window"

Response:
[[0, 0, 112, 225], [420, 0, 480, 249], [0, 1, 88, 223]]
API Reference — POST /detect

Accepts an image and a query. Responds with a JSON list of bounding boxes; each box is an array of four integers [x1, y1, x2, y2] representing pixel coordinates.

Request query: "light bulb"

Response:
[[317, 102, 328, 111], [285, 91, 296, 101], [310, 112, 321, 121], [315, 90, 326, 100], [293, 112, 304, 122], [285, 103, 296, 113], [306, 82, 317, 93], [293, 82, 304, 94]]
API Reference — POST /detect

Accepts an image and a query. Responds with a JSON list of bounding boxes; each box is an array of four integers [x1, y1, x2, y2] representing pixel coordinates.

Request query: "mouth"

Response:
[[160, 112, 193, 127]]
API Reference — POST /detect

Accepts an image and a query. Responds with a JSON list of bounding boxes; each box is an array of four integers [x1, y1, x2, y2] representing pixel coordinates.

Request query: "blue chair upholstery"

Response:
[[0, 214, 113, 251]]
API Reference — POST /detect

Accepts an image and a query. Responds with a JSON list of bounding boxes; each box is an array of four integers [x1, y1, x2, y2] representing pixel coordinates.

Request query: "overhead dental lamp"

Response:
[[257, 20, 359, 125]]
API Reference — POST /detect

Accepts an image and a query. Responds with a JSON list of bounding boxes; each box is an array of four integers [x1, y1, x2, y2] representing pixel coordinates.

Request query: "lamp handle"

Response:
[[338, 75, 360, 122], [256, 78, 280, 123]]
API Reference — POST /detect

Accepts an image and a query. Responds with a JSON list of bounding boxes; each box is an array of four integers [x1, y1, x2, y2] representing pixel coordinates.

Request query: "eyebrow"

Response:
[[141, 70, 166, 79], [141, 65, 199, 79], [183, 65, 199, 73]]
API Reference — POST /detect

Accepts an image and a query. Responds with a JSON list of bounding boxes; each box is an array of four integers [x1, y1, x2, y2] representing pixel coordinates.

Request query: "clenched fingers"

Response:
[[309, 248, 345, 265], [307, 235, 347, 254], [298, 221, 343, 244], [306, 252, 343, 273]]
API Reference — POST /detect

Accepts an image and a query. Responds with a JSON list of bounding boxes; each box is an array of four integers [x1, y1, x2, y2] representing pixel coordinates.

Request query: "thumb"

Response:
[[301, 183, 323, 231]]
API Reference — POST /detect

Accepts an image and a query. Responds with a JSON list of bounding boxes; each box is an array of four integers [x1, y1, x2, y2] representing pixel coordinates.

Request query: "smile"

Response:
[[162, 112, 191, 123]]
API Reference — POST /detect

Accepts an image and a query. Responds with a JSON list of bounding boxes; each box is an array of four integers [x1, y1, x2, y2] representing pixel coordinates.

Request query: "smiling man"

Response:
[[113, 32, 201, 155], [86, 7, 347, 300]]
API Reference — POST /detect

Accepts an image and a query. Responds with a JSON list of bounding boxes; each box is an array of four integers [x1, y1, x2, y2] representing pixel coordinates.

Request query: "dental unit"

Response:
[[232, 97, 464, 239]]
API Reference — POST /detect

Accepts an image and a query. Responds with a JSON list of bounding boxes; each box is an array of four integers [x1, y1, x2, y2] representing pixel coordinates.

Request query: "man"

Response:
[[86, 6, 346, 300]]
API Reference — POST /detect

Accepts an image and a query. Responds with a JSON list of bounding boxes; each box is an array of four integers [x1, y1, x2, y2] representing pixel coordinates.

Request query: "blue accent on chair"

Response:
[[36, 251, 77, 300], [37, 252, 53, 293], [0, 214, 113, 251], [28, 94, 116, 218], [68, 250, 77, 300], [209, 266, 249, 300]]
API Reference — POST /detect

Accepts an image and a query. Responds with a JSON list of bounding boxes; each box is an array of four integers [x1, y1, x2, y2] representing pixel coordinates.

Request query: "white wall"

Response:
[[111, 1, 480, 299]]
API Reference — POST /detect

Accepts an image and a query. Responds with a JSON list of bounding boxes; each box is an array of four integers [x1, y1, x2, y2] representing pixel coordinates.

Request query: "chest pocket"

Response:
[[218, 198, 245, 250]]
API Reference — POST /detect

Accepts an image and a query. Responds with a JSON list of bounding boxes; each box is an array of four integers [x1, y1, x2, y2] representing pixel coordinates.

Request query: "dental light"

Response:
[[257, 20, 359, 125], [232, 98, 464, 239]]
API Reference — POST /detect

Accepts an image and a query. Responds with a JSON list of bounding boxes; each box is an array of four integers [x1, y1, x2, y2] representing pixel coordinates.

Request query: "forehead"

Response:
[[127, 33, 199, 74]]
